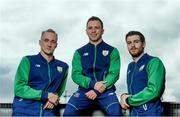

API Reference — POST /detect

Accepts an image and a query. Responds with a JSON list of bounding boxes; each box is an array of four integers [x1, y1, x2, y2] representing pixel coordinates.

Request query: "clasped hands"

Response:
[[85, 81, 106, 100], [43, 92, 59, 109]]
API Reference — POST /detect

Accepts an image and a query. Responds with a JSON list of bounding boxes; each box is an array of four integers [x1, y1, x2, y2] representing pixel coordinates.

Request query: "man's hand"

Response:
[[85, 90, 97, 100], [43, 101, 55, 110], [48, 92, 59, 105], [120, 93, 130, 110], [94, 81, 106, 93]]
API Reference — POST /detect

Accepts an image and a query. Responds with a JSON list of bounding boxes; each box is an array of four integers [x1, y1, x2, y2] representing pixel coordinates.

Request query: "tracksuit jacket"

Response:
[[126, 53, 166, 116], [63, 41, 122, 116], [12, 53, 68, 116], [72, 41, 120, 92]]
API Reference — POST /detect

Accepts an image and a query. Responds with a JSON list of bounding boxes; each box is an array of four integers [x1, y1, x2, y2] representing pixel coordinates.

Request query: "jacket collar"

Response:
[[135, 53, 149, 65], [37, 53, 55, 63], [88, 40, 104, 47]]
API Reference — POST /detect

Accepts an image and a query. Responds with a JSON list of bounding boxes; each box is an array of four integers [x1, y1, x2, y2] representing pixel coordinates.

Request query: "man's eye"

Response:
[[135, 40, 140, 43], [51, 41, 56, 44], [95, 26, 100, 29], [44, 39, 49, 42]]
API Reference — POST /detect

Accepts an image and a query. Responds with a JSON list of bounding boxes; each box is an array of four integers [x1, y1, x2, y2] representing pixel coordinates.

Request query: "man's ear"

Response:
[[143, 41, 146, 48], [86, 29, 88, 35], [102, 29, 104, 34], [55, 43, 58, 48], [39, 40, 41, 46]]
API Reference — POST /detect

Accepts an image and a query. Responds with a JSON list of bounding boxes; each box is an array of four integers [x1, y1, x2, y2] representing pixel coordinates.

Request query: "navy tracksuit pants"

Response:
[[63, 89, 123, 116]]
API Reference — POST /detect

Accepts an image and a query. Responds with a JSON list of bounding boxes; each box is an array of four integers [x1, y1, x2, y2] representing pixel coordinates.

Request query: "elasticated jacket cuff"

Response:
[[41, 91, 48, 102], [93, 89, 101, 96], [89, 80, 96, 89], [126, 97, 130, 106]]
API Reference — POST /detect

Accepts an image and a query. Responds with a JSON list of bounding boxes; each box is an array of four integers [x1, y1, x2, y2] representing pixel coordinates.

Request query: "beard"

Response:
[[130, 51, 142, 57], [129, 47, 144, 58]]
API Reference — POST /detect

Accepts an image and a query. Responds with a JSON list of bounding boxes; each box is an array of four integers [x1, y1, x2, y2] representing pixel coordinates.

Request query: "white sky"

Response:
[[0, 0, 180, 103]]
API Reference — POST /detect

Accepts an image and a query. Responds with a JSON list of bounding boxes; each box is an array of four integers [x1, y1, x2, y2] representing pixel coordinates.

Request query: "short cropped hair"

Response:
[[86, 16, 104, 29], [125, 31, 145, 43], [41, 29, 58, 40]]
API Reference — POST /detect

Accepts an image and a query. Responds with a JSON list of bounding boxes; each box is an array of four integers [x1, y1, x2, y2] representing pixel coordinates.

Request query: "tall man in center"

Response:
[[63, 16, 123, 116]]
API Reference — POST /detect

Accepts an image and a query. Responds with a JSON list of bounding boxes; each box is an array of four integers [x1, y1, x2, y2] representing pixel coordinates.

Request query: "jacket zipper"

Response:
[[129, 64, 137, 94], [103, 71, 107, 80], [40, 62, 52, 116], [93, 45, 97, 82]]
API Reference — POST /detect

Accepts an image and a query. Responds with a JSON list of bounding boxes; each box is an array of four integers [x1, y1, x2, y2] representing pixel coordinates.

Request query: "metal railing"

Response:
[[0, 102, 180, 116]]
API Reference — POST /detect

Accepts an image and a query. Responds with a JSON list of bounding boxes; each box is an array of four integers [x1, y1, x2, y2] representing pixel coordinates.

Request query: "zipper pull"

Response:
[[103, 71, 107, 80], [143, 104, 147, 111]]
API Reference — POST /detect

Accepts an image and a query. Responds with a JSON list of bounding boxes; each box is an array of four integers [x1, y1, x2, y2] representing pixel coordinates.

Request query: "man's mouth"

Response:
[[130, 48, 137, 51], [91, 34, 97, 37]]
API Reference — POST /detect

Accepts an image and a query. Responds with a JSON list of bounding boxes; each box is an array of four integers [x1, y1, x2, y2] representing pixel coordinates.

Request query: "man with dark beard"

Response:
[[120, 31, 166, 116]]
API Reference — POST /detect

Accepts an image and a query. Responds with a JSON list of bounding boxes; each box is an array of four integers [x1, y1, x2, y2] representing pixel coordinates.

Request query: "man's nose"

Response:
[[92, 28, 96, 32], [47, 41, 52, 46], [131, 42, 135, 47]]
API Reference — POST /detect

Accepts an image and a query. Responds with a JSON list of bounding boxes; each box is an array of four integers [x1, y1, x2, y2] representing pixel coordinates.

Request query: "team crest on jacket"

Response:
[[57, 66, 63, 73], [102, 50, 109, 56], [139, 64, 145, 72]]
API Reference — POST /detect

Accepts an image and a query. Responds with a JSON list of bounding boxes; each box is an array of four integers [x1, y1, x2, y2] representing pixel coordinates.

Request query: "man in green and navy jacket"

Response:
[[63, 16, 123, 116], [12, 29, 68, 116], [121, 31, 166, 116]]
